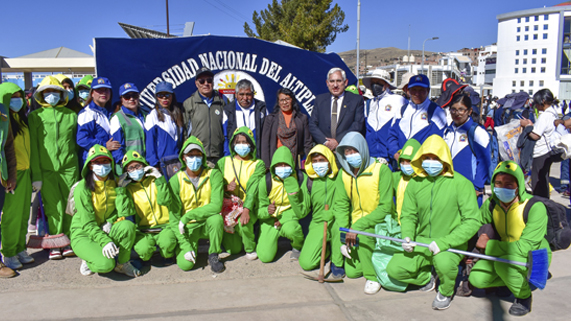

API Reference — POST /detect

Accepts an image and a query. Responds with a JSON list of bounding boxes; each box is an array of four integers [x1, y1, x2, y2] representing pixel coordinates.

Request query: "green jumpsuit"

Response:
[[469, 161, 552, 299], [217, 127, 265, 255], [333, 132, 395, 281], [256, 146, 308, 263], [298, 144, 339, 271], [0, 83, 32, 258], [29, 76, 79, 237], [386, 135, 481, 297], [70, 145, 136, 273], [116, 150, 177, 261], [169, 136, 224, 271]]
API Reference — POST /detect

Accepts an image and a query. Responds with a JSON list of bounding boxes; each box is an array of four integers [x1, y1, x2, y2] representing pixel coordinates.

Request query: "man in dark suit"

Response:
[[309, 68, 365, 151]]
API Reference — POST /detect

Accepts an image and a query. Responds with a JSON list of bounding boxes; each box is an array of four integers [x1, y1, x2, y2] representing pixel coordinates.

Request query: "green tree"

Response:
[[244, 0, 349, 53]]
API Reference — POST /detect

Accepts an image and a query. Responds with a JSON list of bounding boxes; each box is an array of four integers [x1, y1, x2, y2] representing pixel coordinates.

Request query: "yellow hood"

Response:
[[33, 76, 69, 108], [411, 135, 454, 178], [305, 144, 338, 179]]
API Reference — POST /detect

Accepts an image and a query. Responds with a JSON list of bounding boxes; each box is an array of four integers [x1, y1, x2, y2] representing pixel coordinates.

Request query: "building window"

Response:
[[525, 35, 529, 41], [515, 59, 519, 65], [520, 80, 525, 86], [529, 90, 533, 95], [523, 68, 527, 73], [543, 33, 548, 39], [525, 26, 529, 32], [523, 58, 527, 64], [526, 17, 530, 22], [544, 24, 548, 30], [512, 90, 516, 93], [531, 67, 536, 73], [535, 15, 539, 21], [517, 27, 521, 32], [533, 34, 538, 40], [539, 80, 544, 86], [513, 81, 516, 87], [532, 58, 536, 64], [530, 80, 534, 86], [534, 25, 538, 31], [542, 57, 546, 63], [533, 49, 537, 54], [541, 67, 546, 73], [516, 50, 520, 55], [517, 35, 520, 41], [544, 14, 549, 20], [542, 48, 547, 54], [515, 68, 519, 73], [524, 49, 528, 55], [518, 18, 521, 23]]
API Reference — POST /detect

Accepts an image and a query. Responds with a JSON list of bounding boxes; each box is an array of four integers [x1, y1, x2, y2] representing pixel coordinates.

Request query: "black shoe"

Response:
[[496, 286, 512, 298], [208, 253, 225, 273], [508, 295, 532, 316]]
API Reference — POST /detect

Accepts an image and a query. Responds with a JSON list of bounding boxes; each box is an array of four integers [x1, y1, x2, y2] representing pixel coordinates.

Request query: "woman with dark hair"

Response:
[[144, 82, 184, 168], [520, 88, 563, 198], [70, 144, 139, 277], [0, 82, 35, 270], [260, 88, 313, 168], [443, 92, 491, 206], [55, 74, 83, 114]]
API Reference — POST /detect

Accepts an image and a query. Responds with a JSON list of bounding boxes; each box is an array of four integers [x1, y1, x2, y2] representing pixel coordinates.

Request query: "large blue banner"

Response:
[[95, 35, 356, 114]]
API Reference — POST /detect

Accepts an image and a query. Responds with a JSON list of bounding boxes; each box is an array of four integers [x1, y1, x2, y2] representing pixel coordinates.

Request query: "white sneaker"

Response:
[[114, 261, 141, 278], [245, 252, 258, 260], [3, 256, 23, 270], [364, 280, 381, 295], [17, 251, 34, 264], [80, 260, 94, 276]]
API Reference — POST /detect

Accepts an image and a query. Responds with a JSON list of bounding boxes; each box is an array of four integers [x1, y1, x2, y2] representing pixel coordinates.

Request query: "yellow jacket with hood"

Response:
[[401, 134, 481, 252]]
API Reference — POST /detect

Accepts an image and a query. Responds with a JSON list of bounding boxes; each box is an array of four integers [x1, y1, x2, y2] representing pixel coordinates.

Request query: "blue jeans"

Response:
[[561, 159, 570, 185]]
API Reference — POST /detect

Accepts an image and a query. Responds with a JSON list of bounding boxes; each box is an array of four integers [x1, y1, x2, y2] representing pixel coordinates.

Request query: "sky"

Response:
[[0, 0, 564, 58]]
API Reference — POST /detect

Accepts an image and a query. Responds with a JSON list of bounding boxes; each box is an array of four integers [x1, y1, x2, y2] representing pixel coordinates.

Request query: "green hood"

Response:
[[398, 139, 421, 163], [121, 150, 149, 170], [270, 146, 295, 177], [77, 75, 93, 90], [179, 136, 207, 170], [229, 126, 257, 159], [0, 83, 25, 110], [82, 144, 115, 178], [491, 161, 530, 201]]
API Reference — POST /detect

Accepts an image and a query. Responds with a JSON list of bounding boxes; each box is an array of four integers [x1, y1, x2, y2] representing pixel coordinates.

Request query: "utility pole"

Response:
[[422, 37, 439, 75], [166, 0, 170, 37], [356, 0, 361, 78]]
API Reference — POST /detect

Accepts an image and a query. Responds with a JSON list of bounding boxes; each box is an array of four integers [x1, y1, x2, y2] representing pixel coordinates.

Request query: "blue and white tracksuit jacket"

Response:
[[144, 108, 182, 167], [365, 90, 407, 160], [77, 101, 112, 165]]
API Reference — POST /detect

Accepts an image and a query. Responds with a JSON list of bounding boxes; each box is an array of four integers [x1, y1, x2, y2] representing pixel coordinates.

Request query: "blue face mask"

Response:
[[79, 90, 90, 100], [275, 166, 292, 180], [67, 89, 75, 100], [234, 144, 251, 157], [494, 187, 517, 203], [128, 168, 145, 181], [92, 163, 112, 178], [9, 98, 24, 112], [422, 160, 443, 177], [186, 156, 202, 171], [400, 164, 415, 176], [312, 162, 329, 178], [43, 92, 60, 106], [346, 153, 362, 169]]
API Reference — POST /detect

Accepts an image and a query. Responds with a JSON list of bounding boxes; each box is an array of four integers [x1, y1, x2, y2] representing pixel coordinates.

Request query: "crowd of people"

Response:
[[0, 65, 565, 316]]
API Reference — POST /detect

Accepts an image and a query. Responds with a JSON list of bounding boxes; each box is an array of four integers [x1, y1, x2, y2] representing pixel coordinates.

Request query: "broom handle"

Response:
[[340, 228, 528, 268], [39, 192, 48, 236]]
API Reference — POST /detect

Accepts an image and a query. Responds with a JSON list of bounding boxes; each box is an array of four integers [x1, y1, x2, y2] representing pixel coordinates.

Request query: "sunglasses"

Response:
[[197, 78, 213, 85], [157, 93, 172, 99], [123, 93, 139, 100]]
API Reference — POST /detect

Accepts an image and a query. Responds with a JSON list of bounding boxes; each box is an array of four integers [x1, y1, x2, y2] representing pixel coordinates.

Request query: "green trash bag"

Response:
[[371, 215, 408, 292]]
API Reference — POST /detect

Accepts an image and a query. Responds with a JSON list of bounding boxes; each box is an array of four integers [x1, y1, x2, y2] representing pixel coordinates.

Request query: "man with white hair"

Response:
[[363, 70, 407, 164], [309, 68, 365, 151]]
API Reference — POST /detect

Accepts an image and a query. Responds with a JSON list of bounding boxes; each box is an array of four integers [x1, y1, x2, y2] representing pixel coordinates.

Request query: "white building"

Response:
[[494, 4, 571, 99], [474, 44, 497, 87]]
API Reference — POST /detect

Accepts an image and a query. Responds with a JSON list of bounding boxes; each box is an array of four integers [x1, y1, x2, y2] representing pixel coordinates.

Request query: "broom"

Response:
[[27, 192, 71, 249], [340, 227, 549, 290]]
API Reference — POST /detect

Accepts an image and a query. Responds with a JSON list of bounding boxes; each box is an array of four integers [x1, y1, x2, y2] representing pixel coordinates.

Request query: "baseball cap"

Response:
[[119, 83, 139, 96], [408, 74, 430, 89], [91, 77, 112, 90]]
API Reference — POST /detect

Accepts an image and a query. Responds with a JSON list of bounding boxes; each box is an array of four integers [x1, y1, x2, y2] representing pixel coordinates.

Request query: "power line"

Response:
[[201, 0, 246, 24]]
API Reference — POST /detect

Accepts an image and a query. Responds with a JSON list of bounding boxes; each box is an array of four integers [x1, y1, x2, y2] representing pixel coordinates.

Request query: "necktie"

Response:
[[331, 97, 338, 139]]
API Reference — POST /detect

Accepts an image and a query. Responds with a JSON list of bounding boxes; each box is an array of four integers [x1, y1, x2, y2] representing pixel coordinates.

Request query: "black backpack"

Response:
[[489, 196, 571, 251], [265, 170, 312, 195]]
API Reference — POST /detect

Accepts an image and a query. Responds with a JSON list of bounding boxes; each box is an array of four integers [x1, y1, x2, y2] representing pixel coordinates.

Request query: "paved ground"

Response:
[[1, 164, 570, 320]]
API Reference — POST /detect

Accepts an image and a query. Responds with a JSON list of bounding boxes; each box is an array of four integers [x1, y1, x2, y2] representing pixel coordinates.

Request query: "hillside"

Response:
[[337, 47, 435, 68]]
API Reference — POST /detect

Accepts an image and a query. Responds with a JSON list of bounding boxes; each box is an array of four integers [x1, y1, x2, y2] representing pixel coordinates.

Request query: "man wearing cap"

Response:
[[109, 83, 147, 173], [388, 74, 446, 161], [363, 70, 407, 164], [398, 72, 415, 100], [309, 67, 365, 151], [223, 79, 267, 158], [182, 67, 227, 166], [77, 77, 119, 166]]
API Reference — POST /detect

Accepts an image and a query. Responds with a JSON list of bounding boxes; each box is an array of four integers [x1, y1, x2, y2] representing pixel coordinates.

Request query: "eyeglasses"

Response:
[[156, 93, 172, 99], [279, 97, 292, 104], [123, 93, 139, 100], [126, 163, 144, 173], [450, 108, 469, 114], [197, 78, 213, 85]]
